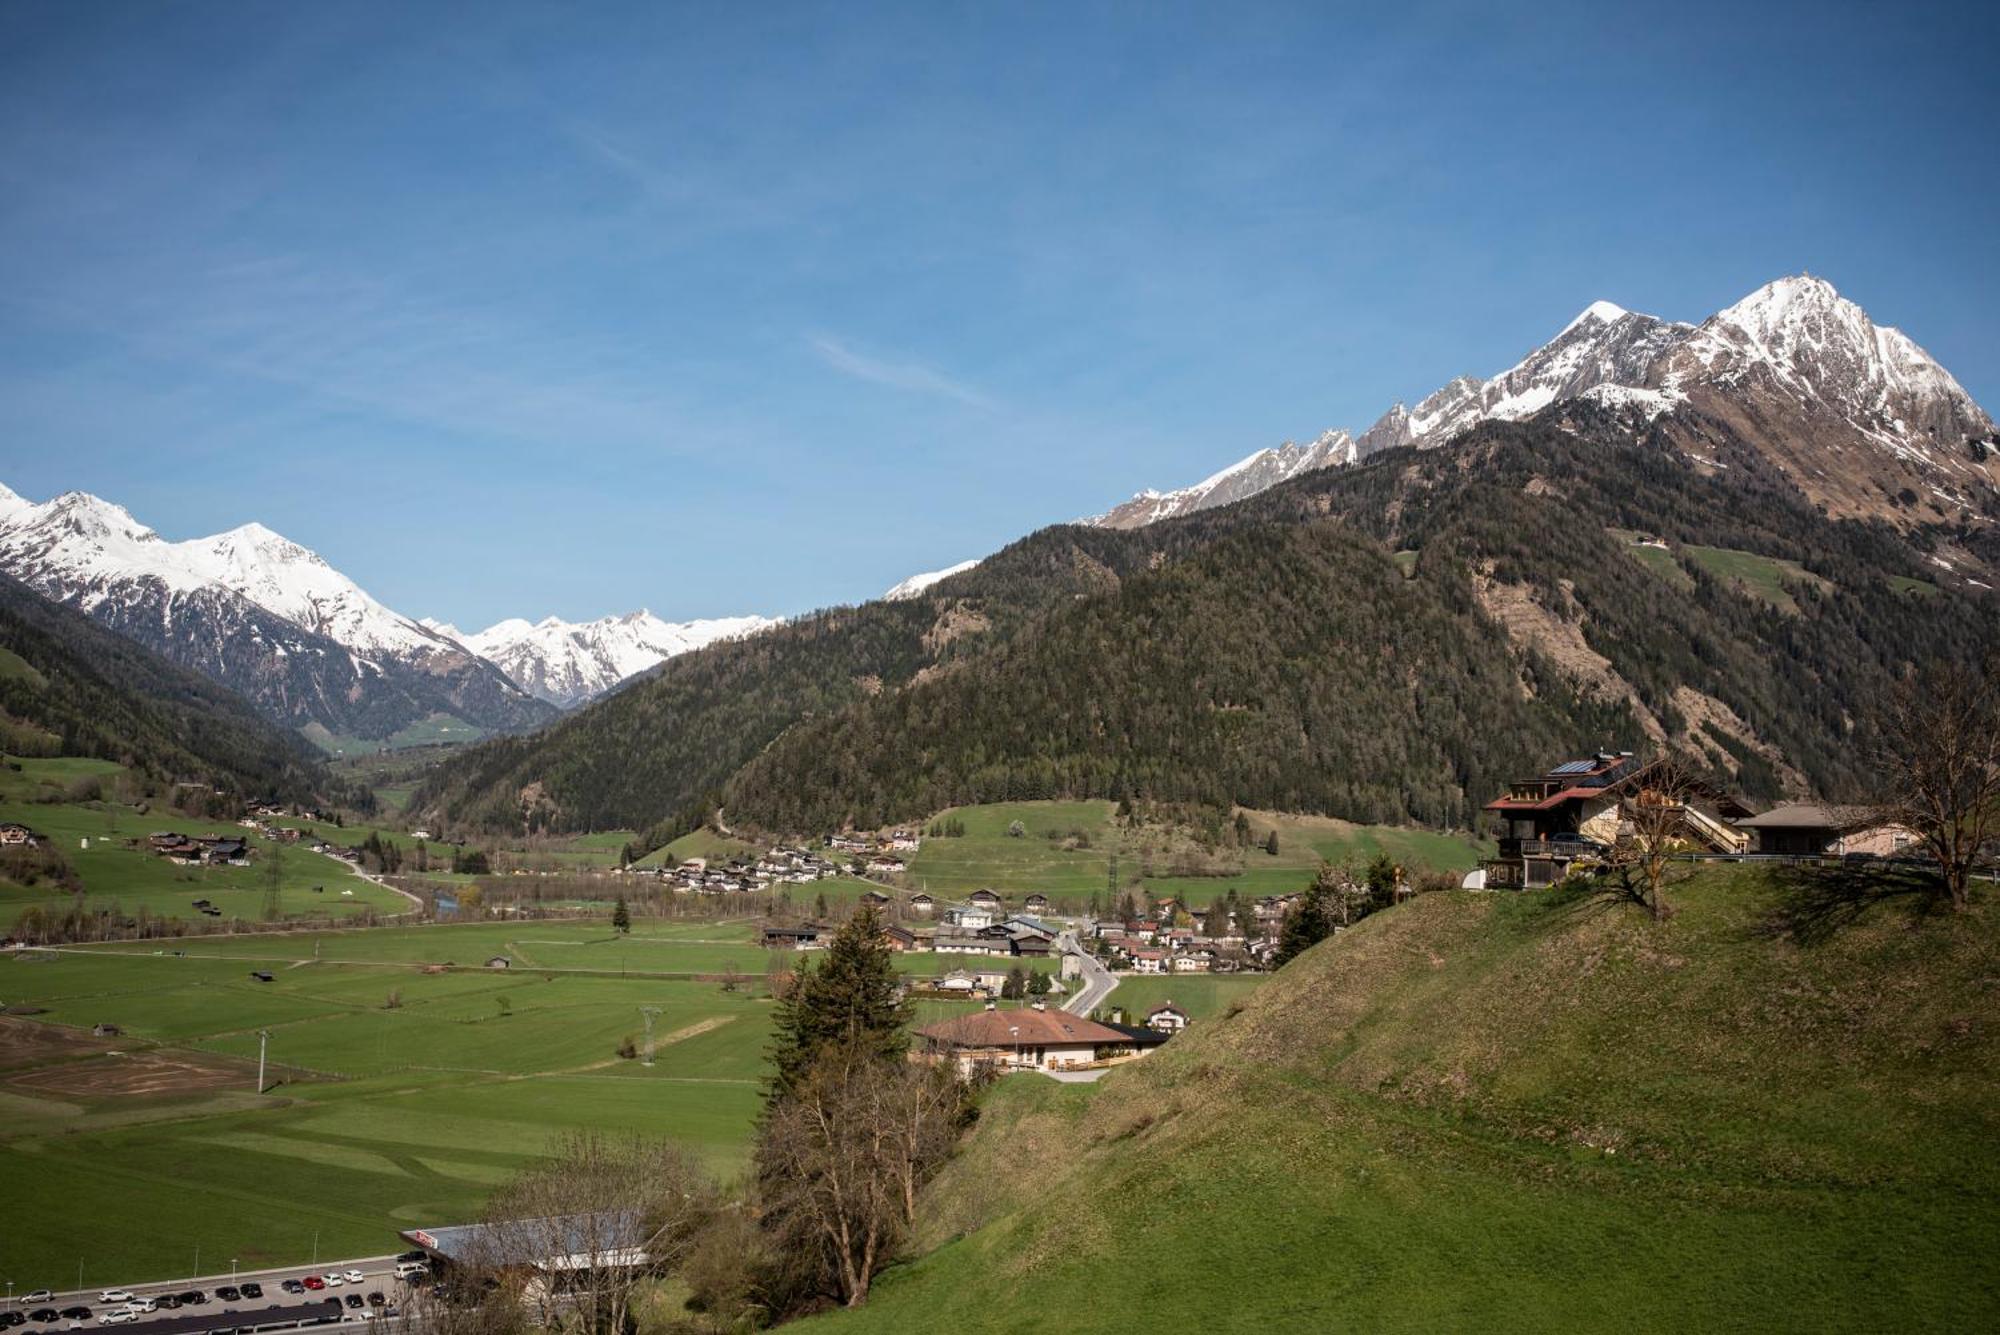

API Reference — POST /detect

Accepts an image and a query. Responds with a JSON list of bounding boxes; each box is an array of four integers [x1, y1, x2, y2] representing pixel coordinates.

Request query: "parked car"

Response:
[[177, 1290, 207, 1304], [22, 1292, 52, 1305], [281, 1279, 306, 1295], [367, 1291, 386, 1306], [98, 1290, 135, 1304], [343, 1270, 365, 1285], [393, 1262, 428, 1281], [156, 1295, 181, 1310], [59, 1309, 93, 1322], [121, 1297, 156, 1312], [303, 1276, 326, 1291], [215, 1285, 241, 1302], [27, 1311, 59, 1324], [100, 1311, 139, 1327], [326, 1273, 345, 1287], [241, 1282, 265, 1299], [344, 1293, 364, 1309]]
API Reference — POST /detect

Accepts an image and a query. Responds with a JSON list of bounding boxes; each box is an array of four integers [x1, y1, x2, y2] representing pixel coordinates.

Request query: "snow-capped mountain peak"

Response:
[[0, 481, 558, 742], [447, 609, 777, 708], [1087, 274, 1993, 531]]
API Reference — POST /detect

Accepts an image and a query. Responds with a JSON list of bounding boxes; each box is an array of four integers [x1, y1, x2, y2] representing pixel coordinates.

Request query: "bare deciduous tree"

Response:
[[1609, 757, 1699, 922], [1875, 661, 2000, 912], [756, 1044, 969, 1309]]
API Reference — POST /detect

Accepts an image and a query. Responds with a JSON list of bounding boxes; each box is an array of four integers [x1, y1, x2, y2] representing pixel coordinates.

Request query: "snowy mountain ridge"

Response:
[[1085, 274, 1994, 530], [428, 610, 778, 708]]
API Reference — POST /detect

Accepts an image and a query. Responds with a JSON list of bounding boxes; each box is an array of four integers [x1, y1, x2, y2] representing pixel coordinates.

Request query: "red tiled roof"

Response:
[[918, 1008, 1129, 1048]]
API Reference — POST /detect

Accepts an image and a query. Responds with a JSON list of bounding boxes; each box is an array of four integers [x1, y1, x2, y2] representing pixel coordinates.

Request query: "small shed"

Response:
[[250, 970, 275, 983], [486, 955, 513, 970]]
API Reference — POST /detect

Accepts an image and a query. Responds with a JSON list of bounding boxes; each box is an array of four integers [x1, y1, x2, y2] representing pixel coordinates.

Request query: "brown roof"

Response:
[[1735, 803, 1879, 830], [918, 1008, 1129, 1049]]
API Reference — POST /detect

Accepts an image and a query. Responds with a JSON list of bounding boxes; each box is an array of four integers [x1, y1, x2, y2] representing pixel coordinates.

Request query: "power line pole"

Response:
[[639, 1006, 661, 1067], [256, 1029, 270, 1093]]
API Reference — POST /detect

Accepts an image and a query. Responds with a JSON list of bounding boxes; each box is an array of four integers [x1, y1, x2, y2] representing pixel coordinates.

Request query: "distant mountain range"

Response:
[[0, 486, 774, 744], [1086, 276, 1996, 534], [422, 611, 776, 708]]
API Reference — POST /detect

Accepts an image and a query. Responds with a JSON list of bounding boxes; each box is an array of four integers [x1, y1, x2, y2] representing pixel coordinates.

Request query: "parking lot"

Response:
[[2, 1254, 422, 1332]]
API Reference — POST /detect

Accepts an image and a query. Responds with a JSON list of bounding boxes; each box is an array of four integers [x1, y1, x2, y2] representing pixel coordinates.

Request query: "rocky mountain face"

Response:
[[425, 610, 777, 708], [0, 485, 556, 744], [1089, 276, 1996, 533], [1646, 276, 1998, 525]]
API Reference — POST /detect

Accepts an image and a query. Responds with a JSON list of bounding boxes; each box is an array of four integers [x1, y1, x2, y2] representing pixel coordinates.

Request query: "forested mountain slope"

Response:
[[726, 410, 1997, 831], [0, 573, 327, 801], [813, 868, 2000, 1332], [416, 404, 1998, 841]]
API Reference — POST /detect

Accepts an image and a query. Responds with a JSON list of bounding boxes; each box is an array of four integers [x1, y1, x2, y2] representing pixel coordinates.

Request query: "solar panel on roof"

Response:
[[1549, 760, 1596, 775]]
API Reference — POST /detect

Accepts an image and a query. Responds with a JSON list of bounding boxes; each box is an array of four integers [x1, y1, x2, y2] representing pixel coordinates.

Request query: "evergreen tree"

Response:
[[612, 893, 631, 934], [1264, 830, 1281, 856], [1002, 967, 1027, 1000], [1364, 855, 1400, 913], [1273, 863, 1343, 967], [814, 891, 829, 919], [1026, 970, 1050, 998], [764, 904, 910, 1103], [1233, 811, 1252, 846]]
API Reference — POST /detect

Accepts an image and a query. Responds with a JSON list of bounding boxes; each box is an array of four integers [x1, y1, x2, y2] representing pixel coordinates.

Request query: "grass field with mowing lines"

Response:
[[0, 936, 772, 1289]]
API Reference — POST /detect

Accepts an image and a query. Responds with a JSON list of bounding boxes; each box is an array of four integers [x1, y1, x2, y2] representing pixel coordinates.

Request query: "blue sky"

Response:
[[1, 1, 1994, 628]]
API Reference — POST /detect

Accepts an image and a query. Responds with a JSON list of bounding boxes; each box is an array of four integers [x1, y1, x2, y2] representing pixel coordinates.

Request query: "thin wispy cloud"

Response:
[[808, 334, 996, 411]]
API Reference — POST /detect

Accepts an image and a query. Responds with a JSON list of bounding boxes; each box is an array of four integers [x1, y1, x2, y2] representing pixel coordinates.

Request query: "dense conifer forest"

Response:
[[414, 408, 2000, 842]]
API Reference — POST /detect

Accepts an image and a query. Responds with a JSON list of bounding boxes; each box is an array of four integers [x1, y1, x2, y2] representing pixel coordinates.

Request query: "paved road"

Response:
[[1057, 931, 1117, 1016], [10, 1255, 411, 1333]]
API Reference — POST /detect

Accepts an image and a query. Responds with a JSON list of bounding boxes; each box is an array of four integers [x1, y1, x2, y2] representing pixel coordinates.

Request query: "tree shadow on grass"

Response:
[[1756, 862, 1948, 947]]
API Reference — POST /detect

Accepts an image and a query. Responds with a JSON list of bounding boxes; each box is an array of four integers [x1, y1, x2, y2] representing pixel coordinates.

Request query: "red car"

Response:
[[302, 1275, 326, 1291]]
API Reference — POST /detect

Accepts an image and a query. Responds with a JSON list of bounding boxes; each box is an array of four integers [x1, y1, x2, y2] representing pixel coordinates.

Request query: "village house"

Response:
[[1023, 892, 1049, 912], [879, 923, 919, 952], [945, 904, 997, 930], [887, 830, 922, 852], [933, 969, 983, 997], [761, 923, 828, 951], [1146, 1002, 1191, 1033], [0, 822, 45, 846], [1733, 803, 1914, 857], [934, 930, 1006, 956], [1170, 951, 1212, 973], [1482, 752, 1750, 889], [907, 892, 936, 914], [915, 1003, 1150, 1076], [968, 888, 1003, 911], [859, 888, 892, 907], [1132, 949, 1168, 974]]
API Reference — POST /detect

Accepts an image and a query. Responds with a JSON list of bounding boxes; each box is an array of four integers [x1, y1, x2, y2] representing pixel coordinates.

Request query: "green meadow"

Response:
[[0, 929, 772, 1291], [1, 761, 408, 923]]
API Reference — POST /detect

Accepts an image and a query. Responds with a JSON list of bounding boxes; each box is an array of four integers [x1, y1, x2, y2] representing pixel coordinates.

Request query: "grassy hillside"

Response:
[[816, 866, 2000, 1332], [905, 800, 1486, 906]]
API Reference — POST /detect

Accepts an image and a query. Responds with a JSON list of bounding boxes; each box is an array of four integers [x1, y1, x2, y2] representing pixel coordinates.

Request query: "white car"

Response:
[[344, 1269, 366, 1284], [326, 1273, 345, 1287], [101, 1311, 140, 1327], [99, 1289, 136, 1303], [24, 1290, 52, 1303], [124, 1298, 157, 1313]]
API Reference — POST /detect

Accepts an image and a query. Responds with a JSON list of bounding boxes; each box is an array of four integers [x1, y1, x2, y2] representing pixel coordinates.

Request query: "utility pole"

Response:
[[257, 1029, 271, 1094], [639, 1006, 661, 1067]]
